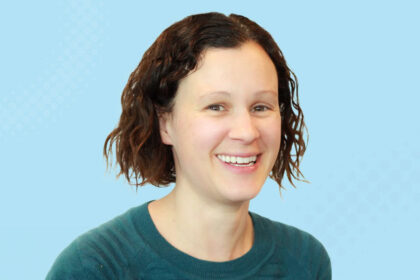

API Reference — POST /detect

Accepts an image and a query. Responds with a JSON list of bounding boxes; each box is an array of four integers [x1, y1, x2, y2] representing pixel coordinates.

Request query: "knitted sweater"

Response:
[[46, 201, 331, 279]]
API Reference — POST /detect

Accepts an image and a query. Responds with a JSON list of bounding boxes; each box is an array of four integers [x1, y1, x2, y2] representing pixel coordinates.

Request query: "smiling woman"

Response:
[[154, 41, 282, 207], [46, 12, 331, 279]]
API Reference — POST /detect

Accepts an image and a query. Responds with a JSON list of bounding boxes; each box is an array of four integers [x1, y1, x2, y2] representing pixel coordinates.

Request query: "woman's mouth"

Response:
[[215, 154, 262, 174]]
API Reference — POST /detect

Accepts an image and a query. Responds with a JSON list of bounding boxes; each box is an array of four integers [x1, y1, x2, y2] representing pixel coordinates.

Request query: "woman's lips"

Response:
[[216, 154, 261, 174]]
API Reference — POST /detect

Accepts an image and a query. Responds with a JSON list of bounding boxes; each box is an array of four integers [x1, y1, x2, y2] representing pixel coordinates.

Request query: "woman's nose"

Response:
[[228, 110, 260, 143]]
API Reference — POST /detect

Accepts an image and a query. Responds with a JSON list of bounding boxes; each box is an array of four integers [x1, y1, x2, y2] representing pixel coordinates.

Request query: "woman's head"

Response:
[[104, 12, 308, 193], [157, 41, 280, 204]]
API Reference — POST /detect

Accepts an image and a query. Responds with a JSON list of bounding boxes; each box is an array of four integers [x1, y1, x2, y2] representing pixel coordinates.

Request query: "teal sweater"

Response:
[[46, 201, 331, 279]]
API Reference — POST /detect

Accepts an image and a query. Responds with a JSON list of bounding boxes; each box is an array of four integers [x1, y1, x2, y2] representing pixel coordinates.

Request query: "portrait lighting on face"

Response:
[[157, 41, 281, 205], [46, 12, 331, 280]]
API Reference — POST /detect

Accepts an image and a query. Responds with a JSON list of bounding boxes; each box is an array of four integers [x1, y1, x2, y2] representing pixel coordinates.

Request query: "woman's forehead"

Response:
[[176, 42, 278, 100]]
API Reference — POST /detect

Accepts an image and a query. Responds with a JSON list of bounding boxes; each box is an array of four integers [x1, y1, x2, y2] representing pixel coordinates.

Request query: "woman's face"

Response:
[[159, 41, 281, 205]]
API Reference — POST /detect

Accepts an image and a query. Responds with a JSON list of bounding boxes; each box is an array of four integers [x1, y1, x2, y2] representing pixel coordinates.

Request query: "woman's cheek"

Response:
[[266, 118, 282, 149], [191, 119, 226, 147]]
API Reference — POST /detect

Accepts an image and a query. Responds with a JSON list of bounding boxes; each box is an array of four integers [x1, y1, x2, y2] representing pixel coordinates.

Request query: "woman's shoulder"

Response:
[[251, 211, 329, 253], [250, 211, 332, 279], [46, 203, 150, 279]]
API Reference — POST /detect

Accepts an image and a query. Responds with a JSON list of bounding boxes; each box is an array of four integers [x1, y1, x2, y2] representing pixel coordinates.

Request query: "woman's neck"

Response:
[[147, 188, 254, 262]]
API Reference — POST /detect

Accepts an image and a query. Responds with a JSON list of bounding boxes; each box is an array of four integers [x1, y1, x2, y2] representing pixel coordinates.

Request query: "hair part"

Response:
[[104, 12, 309, 194]]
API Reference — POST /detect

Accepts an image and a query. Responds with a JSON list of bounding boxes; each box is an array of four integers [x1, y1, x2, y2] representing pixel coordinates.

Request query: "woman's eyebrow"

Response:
[[199, 90, 277, 100], [199, 91, 230, 100]]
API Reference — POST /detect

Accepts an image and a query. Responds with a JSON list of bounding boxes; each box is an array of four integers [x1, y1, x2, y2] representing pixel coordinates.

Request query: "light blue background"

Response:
[[1, 1, 419, 279]]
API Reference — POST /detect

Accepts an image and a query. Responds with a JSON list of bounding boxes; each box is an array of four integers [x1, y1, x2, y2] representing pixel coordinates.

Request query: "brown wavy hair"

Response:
[[104, 12, 309, 193]]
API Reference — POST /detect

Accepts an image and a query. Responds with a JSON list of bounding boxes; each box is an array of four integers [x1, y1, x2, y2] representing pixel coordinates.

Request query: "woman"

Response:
[[47, 12, 331, 279]]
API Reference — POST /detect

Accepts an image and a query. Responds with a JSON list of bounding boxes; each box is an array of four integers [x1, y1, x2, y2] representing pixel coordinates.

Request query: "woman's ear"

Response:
[[157, 110, 173, 146]]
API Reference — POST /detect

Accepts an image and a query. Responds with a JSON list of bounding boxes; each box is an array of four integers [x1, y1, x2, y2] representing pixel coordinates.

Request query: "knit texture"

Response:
[[46, 201, 331, 279]]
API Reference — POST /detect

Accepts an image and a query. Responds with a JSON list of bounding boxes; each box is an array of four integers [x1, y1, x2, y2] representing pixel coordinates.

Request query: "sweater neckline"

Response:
[[135, 200, 275, 278]]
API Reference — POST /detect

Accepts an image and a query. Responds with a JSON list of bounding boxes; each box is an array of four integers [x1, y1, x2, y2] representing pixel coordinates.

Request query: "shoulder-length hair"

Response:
[[104, 12, 308, 193]]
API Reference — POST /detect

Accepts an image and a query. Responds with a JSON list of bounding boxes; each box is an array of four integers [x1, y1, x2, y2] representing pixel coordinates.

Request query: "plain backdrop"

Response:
[[1, 1, 419, 279]]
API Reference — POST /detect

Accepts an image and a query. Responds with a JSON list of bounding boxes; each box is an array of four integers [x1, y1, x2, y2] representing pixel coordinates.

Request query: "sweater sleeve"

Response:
[[315, 240, 332, 280], [272, 220, 332, 280], [45, 238, 109, 280]]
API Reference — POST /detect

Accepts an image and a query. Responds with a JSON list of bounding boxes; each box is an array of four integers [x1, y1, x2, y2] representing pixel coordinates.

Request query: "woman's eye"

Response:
[[254, 105, 269, 112], [207, 104, 270, 112], [207, 104, 225, 111]]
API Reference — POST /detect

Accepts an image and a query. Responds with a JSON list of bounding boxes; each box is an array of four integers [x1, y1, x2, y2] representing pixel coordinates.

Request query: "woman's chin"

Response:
[[218, 183, 262, 204]]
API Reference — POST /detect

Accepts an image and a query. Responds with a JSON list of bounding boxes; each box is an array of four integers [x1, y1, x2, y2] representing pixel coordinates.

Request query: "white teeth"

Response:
[[217, 155, 257, 164], [229, 162, 255, 167]]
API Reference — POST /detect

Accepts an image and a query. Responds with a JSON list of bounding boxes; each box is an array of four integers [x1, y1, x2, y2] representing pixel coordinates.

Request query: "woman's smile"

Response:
[[158, 41, 281, 203], [215, 153, 262, 174]]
